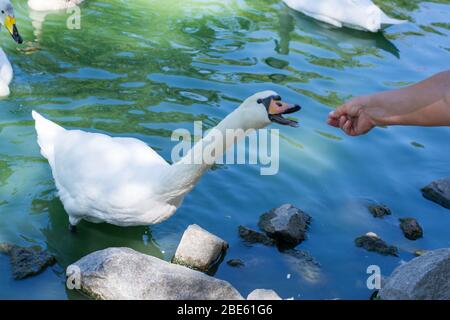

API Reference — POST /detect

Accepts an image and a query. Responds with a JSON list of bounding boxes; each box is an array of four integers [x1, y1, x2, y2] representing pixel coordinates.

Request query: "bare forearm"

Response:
[[367, 70, 450, 126], [381, 98, 450, 126]]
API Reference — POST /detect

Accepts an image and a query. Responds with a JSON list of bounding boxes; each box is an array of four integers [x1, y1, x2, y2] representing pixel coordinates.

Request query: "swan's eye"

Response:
[[257, 99, 263, 104], [1, 10, 4, 14]]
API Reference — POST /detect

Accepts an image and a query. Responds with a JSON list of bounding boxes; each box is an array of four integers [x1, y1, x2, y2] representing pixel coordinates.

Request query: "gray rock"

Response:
[[0, 243, 56, 280], [227, 259, 245, 267], [247, 289, 282, 300], [380, 248, 450, 300], [399, 218, 423, 240], [354, 234, 398, 257], [172, 224, 228, 272], [238, 226, 275, 246], [368, 204, 392, 218], [68, 247, 243, 300], [421, 178, 450, 209], [258, 204, 311, 248]]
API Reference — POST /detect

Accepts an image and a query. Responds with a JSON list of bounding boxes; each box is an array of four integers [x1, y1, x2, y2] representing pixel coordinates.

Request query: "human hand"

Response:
[[327, 96, 378, 136]]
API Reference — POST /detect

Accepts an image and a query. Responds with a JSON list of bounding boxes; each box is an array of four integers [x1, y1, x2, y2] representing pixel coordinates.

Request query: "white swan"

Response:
[[281, 0, 406, 32], [28, 0, 84, 11], [0, 0, 22, 97], [32, 91, 301, 229]]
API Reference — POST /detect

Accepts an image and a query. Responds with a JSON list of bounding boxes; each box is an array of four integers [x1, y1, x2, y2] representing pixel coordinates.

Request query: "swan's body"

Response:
[[282, 0, 406, 32], [28, 0, 84, 11], [0, 48, 13, 96], [33, 92, 300, 227], [0, 0, 23, 97]]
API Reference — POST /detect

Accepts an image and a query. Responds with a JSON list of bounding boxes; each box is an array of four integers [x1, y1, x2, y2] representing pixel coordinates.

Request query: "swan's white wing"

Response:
[[302, 11, 343, 28], [52, 130, 169, 211]]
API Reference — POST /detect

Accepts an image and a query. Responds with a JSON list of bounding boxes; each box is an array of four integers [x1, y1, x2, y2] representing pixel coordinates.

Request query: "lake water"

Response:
[[0, 0, 449, 299]]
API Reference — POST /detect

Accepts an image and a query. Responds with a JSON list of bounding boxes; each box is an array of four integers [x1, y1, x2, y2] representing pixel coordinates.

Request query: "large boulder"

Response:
[[380, 248, 450, 300], [247, 289, 282, 300], [399, 218, 423, 240], [0, 243, 56, 280], [421, 178, 450, 209], [172, 224, 228, 272], [258, 204, 311, 248], [68, 247, 243, 300]]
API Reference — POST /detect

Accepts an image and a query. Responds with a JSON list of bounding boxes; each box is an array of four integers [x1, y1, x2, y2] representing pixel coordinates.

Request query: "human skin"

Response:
[[327, 70, 450, 136]]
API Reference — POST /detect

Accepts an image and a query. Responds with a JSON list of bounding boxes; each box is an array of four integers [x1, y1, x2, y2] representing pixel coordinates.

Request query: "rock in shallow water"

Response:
[[380, 248, 450, 300], [258, 204, 311, 248], [68, 247, 243, 300], [247, 289, 282, 300], [283, 249, 321, 283], [0, 243, 56, 280], [238, 226, 275, 246], [414, 249, 428, 257], [368, 204, 392, 218], [173, 224, 228, 272], [399, 218, 423, 240], [227, 259, 245, 267], [354, 233, 398, 257], [421, 178, 450, 209]]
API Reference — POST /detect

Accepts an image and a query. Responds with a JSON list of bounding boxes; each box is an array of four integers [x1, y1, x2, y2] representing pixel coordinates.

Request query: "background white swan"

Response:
[[28, 0, 85, 11], [28, 0, 85, 41], [33, 91, 301, 229], [0, 0, 22, 97], [282, 0, 406, 32]]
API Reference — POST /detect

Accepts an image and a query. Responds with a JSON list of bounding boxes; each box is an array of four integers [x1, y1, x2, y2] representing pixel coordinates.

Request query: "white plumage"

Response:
[[32, 91, 298, 227], [0, 48, 13, 97], [28, 0, 85, 11], [282, 0, 406, 32]]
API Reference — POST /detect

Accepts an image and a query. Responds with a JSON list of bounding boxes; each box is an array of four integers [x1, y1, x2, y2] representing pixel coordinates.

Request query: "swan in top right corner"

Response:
[[282, 0, 407, 32]]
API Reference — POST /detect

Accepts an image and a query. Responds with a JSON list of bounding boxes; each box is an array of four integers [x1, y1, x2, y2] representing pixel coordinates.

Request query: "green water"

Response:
[[0, 0, 449, 299]]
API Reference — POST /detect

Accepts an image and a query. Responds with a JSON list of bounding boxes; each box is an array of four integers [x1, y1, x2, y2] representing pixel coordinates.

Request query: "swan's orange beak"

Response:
[[264, 96, 301, 127]]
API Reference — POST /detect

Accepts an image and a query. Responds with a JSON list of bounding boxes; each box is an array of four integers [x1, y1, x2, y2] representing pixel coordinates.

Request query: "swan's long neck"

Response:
[[159, 103, 267, 200]]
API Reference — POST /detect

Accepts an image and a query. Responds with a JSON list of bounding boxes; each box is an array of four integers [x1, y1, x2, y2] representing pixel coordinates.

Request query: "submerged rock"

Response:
[[368, 204, 392, 218], [283, 249, 321, 283], [238, 226, 275, 246], [258, 204, 311, 248], [173, 224, 228, 272], [380, 248, 450, 300], [399, 218, 423, 240], [354, 233, 398, 257], [421, 178, 450, 209], [68, 247, 243, 300], [247, 289, 282, 300], [0, 243, 56, 280], [227, 259, 245, 267]]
